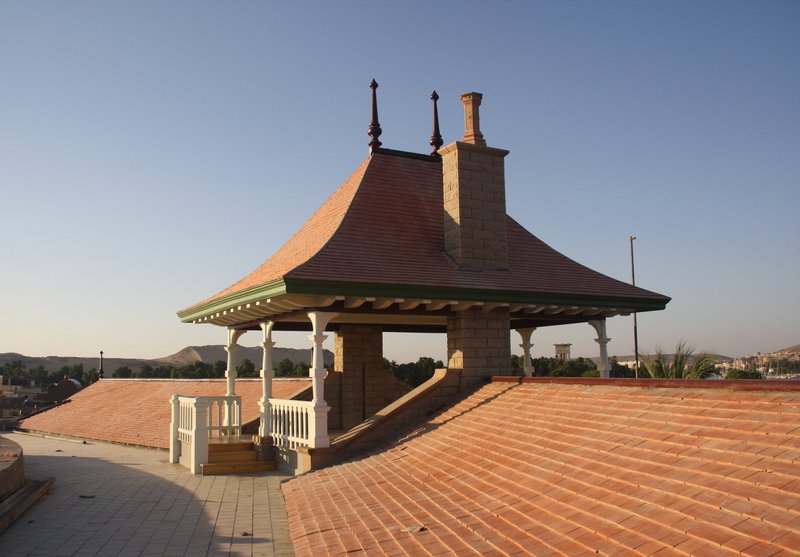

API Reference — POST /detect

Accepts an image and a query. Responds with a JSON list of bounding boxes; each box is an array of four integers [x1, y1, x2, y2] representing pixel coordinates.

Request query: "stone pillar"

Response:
[[447, 306, 511, 389], [259, 320, 275, 439], [333, 324, 386, 430], [516, 327, 536, 377], [307, 311, 337, 448], [439, 92, 510, 271], [589, 320, 611, 378]]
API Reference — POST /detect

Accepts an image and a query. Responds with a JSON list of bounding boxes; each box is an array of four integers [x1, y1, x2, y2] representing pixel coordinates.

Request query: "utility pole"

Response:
[[630, 236, 640, 378]]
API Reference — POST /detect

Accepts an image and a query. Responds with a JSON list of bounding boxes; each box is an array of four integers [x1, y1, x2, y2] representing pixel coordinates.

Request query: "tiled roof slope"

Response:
[[18, 378, 310, 449], [283, 379, 800, 556], [189, 159, 370, 308], [183, 151, 668, 315]]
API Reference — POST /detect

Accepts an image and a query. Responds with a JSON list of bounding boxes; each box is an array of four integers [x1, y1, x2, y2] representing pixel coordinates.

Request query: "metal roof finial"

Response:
[[368, 79, 382, 153], [429, 90, 443, 157]]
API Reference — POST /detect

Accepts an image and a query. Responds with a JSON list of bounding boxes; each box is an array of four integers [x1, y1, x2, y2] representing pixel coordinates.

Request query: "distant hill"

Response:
[[776, 344, 800, 354], [0, 352, 160, 374], [159, 345, 333, 367], [0, 345, 333, 374]]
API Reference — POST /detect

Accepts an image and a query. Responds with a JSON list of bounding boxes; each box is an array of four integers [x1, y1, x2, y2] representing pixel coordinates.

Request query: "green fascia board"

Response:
[[176, 279, 288, 323], [177, 276, 669, 324], [283, 278, 670, 312]]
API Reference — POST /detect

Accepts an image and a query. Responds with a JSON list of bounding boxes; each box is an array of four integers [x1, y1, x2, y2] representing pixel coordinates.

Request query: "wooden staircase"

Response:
[[201, 439, 276, 476]]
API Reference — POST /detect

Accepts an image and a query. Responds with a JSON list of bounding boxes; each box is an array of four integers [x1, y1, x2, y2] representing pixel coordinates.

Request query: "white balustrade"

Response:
[[269, 398, 330, 449], [169, 394, 241, 474]]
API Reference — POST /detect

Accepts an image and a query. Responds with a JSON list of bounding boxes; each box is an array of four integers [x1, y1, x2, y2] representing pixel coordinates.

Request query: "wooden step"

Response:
[[200, 460, 276, 476], [208, 450, 258, 464], [208, 441, 254, 453]]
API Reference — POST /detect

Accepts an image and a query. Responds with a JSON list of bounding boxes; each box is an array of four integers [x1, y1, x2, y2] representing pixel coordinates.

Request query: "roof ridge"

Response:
[[492, 376, 800, 392], [372, 147, 442, 162]]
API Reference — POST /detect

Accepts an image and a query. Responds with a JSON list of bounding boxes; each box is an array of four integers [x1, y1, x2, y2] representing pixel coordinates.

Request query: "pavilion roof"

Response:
[[178, 149, 669, 328]]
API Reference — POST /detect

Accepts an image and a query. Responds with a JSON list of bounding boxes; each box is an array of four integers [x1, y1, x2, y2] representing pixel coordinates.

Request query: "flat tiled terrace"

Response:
[[0, 432, 294, 557]]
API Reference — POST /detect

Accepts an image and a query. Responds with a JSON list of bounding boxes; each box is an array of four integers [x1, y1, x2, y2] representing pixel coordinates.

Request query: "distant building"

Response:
[[554, 343, 572, 361]]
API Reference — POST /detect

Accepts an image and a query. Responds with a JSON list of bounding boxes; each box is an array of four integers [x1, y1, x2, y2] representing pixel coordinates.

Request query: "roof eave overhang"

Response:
[[177, 276, 670, 327], [177, 278, 289, 324], [283, 278, 670, 312]]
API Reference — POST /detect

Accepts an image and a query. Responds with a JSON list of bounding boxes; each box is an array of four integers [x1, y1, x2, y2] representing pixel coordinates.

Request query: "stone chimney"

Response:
[[440, 92, 509, 270]]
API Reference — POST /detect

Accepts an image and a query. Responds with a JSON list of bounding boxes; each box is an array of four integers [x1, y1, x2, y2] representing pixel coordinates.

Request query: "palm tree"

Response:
[[642, 340, 718, 379]]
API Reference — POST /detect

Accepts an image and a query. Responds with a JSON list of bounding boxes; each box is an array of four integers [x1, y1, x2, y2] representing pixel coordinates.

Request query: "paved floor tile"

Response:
[[0, 433, 295, 556]]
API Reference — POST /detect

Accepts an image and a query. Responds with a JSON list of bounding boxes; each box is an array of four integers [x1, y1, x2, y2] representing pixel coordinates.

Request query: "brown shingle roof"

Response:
[[181, 151, 668, 320], [18, 378, 310, 449], [283, 379, 800, 556]]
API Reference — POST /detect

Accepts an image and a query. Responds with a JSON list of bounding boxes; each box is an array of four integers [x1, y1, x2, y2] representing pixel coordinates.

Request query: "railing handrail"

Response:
[[176, 394, 239, 403], [269, 397, 315, 450], [269, 398, 314, 408]]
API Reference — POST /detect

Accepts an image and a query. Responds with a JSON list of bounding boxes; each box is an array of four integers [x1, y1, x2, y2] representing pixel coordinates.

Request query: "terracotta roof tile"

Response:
[[18, 378, 309, 449], [283, 381, 800, 556]]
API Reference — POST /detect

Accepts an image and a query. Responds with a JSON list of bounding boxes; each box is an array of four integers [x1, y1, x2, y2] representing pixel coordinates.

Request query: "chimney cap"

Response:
[[461, 91, 486, 146]]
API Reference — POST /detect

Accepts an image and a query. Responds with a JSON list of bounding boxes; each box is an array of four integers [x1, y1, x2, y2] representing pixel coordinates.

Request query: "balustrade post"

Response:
[[234, 396, 242, 431], [308, 405, 331, 449], [169, 395, 180, 463], [190, 398, 210, 474]]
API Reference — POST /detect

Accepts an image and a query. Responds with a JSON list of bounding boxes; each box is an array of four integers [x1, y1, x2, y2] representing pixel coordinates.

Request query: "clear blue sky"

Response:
[[2, 1, 798, 363]]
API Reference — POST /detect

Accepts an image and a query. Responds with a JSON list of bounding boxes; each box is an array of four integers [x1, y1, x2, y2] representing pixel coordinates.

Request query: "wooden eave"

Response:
[[177, 274, 664, 332]]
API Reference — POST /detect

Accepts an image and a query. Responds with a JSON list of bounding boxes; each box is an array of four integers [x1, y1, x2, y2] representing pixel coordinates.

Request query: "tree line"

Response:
[[1, 361, 96, 387], [3, 345, 775, 390], [0, 357, 312, 387], [112, 358, 313, 379]]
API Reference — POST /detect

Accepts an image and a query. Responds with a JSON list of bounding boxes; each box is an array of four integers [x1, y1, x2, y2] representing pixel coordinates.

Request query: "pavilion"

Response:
[[174, 82, 669, 473]]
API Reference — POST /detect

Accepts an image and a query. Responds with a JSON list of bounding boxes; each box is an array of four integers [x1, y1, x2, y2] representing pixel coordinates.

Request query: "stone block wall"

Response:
[[440, 141, 509, 270], [447, 306, 511, 388], [304, 367, 466, 472], [326, 325, 411, 431]]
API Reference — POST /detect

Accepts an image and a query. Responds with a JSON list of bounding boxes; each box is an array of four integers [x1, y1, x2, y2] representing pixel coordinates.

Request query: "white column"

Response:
[[259, 320, 275, 438], [589, 319, 611, 378], [516, 327, 536, 377], [225, 328, 245, 396], [307, 311, 337, 448]]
